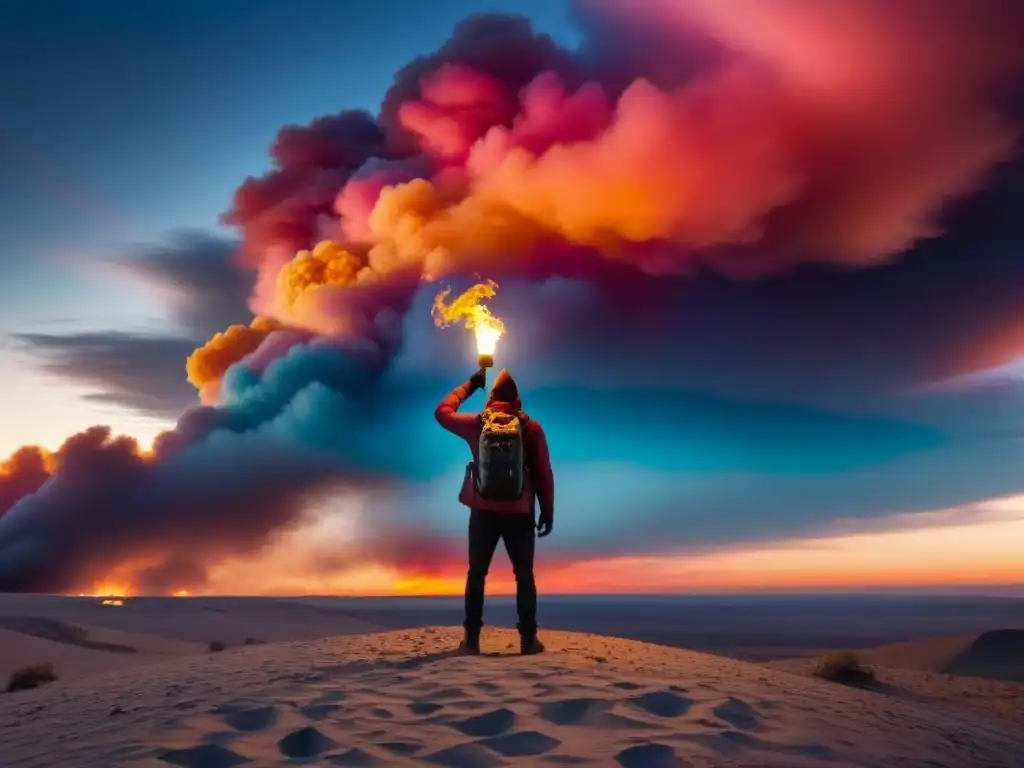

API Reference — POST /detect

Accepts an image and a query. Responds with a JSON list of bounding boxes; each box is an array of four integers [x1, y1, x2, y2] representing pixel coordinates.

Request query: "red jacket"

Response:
[[435, 375, 555, 521]]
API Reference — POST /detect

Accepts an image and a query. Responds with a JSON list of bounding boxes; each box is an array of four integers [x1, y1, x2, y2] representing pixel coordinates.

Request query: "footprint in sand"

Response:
[[615, 742, 690, 767], [277, 725, 338, 759], [449, 707, 517, 737], [424, 742, 504, 768], [711, 697, 760, 731], [539, 697, 610, 725], [158, 743, 251, 768], [409, 700, 445, 715], [220, 705, 280, 732], [627, 690, 693, 718], [480, 730, 561, 757]]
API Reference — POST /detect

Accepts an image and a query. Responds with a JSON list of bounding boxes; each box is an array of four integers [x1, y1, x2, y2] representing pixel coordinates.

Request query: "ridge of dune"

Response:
[[860, 629, 1024, 682], [0, 619, 205, 686], [2, 628, 1022, 768]]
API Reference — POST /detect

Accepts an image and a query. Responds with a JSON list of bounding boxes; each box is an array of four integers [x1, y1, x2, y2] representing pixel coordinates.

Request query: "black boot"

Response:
[[520, 634, 545, 655], [459, 626, 481, 654]]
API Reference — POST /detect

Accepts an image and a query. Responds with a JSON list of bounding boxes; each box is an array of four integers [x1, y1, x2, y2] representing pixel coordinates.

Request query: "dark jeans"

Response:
[[464, 509, 537, 637]]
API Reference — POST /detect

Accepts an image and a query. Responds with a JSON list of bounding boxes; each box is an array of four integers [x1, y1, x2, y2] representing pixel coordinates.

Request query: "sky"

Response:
[[0, 0, 1023, 596]]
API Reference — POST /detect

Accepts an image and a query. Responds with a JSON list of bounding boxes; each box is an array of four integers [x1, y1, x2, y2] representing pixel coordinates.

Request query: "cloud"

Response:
[[3, 5, 1024, 596], [108, 231, 251, 339], [13, 232, 252, 418], [493, 154, 1024, 404], [11, 332, 198, 419]]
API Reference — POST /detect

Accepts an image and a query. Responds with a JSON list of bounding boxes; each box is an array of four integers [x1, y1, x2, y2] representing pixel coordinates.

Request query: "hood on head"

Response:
[[487, 368, 521, 410]]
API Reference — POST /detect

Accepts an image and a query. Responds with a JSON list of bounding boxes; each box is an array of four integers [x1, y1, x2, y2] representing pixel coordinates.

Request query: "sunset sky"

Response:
[[1, 0, 1023, 596]]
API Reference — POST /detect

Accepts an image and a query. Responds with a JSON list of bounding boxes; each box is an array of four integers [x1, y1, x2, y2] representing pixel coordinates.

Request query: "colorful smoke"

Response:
[[1, 2, 1023, 594]]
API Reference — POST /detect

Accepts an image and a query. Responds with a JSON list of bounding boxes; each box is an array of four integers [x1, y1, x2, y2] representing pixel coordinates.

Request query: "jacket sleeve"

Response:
[[434, 382, 481, 442], [530, 422, 555, 522]]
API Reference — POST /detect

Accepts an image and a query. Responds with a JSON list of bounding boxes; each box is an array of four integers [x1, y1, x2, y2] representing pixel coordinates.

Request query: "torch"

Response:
[[433, 280, 507, 378], [476, 324, 500, 371]]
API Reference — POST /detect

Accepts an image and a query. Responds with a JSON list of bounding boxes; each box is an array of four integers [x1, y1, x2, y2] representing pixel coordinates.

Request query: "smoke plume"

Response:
[[2, 2, 1023, 593]]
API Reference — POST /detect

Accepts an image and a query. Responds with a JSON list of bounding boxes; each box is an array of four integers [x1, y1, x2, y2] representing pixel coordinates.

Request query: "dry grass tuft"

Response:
[[6, 662, 58, 693], [813, 651, 876, 685]]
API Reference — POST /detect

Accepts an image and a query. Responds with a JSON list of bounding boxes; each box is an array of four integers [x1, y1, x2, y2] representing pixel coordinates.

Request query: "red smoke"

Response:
[[2, 3, 1023, 594], [218, 1, 1024, 345], [592, 0, 1024, 272]]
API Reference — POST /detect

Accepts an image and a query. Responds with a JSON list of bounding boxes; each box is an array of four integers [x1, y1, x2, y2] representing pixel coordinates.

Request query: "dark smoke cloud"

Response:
[[110, 232, 252, 339], [13, 233, 250, 418], [501, 155, 1024, 403], [13, 333, 199, 419], [223, 111, 391, 266]]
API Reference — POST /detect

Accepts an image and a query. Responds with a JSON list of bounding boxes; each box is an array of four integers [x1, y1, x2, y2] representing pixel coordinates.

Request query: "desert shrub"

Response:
[[6, 663, 58, 693], [208, 640, 226, 653], [243, 637, 263, 646], [813, 651, 875, 685]]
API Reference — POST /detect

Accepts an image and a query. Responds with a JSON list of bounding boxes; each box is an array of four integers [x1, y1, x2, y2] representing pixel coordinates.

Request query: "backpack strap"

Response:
[[518, 411, 534, 471]]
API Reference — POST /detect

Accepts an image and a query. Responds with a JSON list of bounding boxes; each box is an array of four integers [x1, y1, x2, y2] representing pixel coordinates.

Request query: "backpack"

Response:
[[475, 408, 528, 500]]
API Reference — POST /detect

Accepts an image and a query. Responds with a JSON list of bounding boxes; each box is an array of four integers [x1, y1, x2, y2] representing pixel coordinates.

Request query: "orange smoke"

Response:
[[367, 177, 541, 279], [277, 241, 370, 307], [186, 316, 281, 401]]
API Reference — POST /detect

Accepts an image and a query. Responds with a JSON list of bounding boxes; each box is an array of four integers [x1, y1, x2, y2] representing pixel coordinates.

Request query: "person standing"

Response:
[[435, 368, 554, 655]]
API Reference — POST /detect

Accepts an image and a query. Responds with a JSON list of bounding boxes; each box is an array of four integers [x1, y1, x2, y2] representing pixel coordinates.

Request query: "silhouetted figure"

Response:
[[435, 368, 555, 655]]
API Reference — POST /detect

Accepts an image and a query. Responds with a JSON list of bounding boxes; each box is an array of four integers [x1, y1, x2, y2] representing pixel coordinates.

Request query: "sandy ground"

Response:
[[2, 627, 1023, 768]]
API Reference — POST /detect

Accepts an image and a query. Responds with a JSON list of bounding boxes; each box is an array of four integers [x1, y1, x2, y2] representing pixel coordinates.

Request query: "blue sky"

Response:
[[0, 0, 1023, 594]]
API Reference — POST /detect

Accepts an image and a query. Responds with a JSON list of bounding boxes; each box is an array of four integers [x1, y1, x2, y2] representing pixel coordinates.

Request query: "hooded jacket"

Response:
[[435, 369, 555, 521]]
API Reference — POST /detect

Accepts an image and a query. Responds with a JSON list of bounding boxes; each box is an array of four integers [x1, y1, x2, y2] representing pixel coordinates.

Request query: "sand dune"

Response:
[[765, 655, 1024, 729], [0, 596, 387, 686], [2, 628, 1022, 767], [1, 627, 145, 685], [861, 629, 1024, 682], [0, 596, 388, 645], [0, 620, 203, 685]]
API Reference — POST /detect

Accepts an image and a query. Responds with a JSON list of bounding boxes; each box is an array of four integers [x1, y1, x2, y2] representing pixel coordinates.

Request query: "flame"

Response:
[[432, 280, 506, 357], [100, 598, 124, 607], [475, 324, 501, 356], [172, 589, 190, 597]]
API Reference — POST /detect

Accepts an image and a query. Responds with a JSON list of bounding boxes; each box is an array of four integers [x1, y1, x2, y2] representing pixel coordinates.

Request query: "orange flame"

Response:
[[432, 280, 506, 356]]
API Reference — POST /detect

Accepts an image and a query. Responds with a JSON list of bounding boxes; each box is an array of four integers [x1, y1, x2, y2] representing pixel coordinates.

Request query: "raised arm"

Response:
[[434, 379, 482, 442]]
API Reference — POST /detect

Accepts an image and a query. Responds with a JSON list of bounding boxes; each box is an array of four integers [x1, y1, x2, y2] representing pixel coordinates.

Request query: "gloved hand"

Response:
[[467, 368, 487, 393], [537, 515, 553, 538]]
